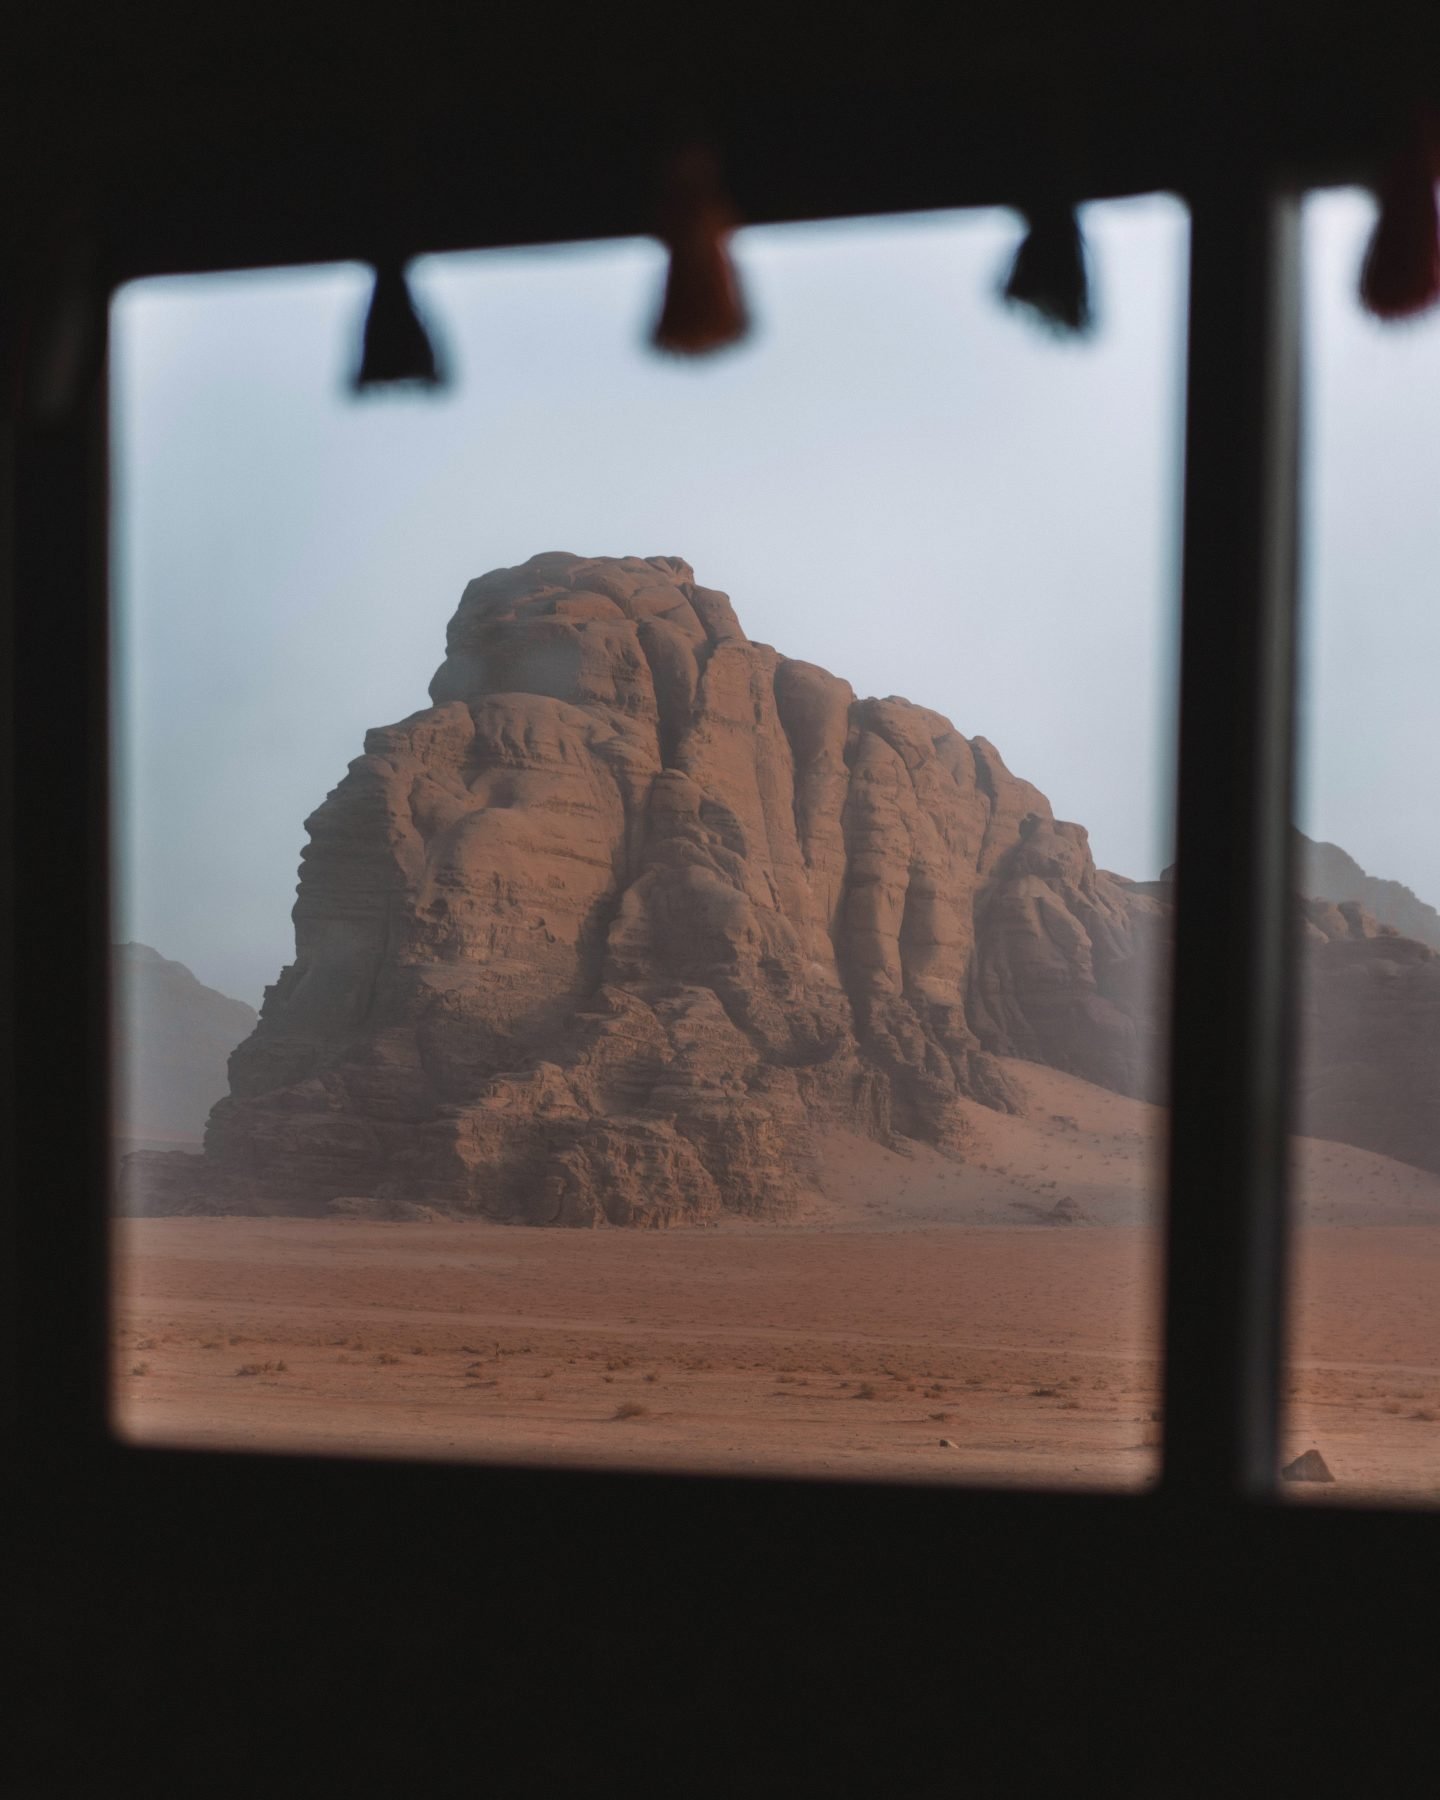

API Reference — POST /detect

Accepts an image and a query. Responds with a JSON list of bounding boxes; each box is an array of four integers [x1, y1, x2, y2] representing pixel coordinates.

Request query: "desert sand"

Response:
[[112, 1061, 1440, 1500]]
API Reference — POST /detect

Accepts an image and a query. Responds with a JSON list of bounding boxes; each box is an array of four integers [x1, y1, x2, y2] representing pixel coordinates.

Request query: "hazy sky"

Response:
[[113, 189, 1433, 1007]]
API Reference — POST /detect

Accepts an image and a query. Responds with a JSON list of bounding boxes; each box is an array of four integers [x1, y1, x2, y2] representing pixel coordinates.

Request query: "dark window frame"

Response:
[[11, 98, 1440, 1728], [14, 46, 1440, 1785], [14, 167, 1310, 1512]]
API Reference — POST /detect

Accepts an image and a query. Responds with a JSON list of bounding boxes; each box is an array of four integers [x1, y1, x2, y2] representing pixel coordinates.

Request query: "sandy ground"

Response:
[[111, 1061, 1440, 1500]]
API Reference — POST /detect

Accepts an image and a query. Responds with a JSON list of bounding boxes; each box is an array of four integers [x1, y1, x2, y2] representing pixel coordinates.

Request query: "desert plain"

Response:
[[113, 1060, 1440, 1500]]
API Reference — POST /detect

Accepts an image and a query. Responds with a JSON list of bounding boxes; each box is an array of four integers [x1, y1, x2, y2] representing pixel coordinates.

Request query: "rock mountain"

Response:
[[126, 553, 1440, 1219], [125, 553, 1170, 1222]]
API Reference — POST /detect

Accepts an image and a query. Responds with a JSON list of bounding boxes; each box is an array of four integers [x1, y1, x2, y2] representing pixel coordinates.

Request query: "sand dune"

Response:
[[817, 1057, 1440, 1231]]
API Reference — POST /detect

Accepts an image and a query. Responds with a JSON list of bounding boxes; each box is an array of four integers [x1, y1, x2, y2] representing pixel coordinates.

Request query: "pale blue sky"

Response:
[[113, 190, 1427, 1007], [1299, 189, 1440, 894]]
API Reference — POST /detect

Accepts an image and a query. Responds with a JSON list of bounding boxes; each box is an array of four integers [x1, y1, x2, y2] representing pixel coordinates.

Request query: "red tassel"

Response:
[[651, 147, 749, 356], [1360, 119, 1440, 321]]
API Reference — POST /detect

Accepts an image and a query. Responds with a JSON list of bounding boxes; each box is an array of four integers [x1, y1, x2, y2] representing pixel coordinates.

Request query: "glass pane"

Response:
[[111, 199, 1186, 1484], [1287, 189, 1440, 1504]]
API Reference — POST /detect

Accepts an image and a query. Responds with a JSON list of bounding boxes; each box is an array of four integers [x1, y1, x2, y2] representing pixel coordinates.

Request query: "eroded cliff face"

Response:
[[127, 553, 1165, 1222]]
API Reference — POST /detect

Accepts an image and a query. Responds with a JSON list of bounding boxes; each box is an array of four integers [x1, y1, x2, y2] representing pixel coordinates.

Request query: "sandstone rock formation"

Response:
[[1298, 899, 1440, 1176], [123, 553, 1168, 1222], [113, 944, 258, 1153]]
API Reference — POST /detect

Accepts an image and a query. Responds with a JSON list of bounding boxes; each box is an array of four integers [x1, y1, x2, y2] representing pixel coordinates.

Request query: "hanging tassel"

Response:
[[1002, 202, 1093, 336], [352, 259, 445, 391], [651, 146, 749, 356], [1359, 118, 1440, 320]]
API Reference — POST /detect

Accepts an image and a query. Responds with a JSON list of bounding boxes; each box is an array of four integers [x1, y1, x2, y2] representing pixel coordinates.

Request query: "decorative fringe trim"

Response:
[[1360, 119, 1440, 321], [353, 260, 444, 390], [1002, 203, 1093, 336], [652, 147, 749, 356]]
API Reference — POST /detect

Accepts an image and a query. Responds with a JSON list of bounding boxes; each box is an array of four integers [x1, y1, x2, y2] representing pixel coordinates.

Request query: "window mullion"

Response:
[[1161, 171, 1302, 1500]]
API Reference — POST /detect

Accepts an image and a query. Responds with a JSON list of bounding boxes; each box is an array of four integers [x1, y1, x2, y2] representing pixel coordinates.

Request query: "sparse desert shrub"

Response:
[[135, 1338, 156, 1351], [1031, 1386, 1058, 1398], [228, 1335, 243, 1346], [200, 1341, 220, 1351], [612, 1401, 649, 1420], [644, 1372, 658, 1383], [376, 1352, 402, 1366], [928, 1411, 951, 1423], [131, 1362, 149, 1377], [234, 1362, 279, 1378], [1060, 1399, 1082, 1411], [854, 1382, 878, 1400], [1409, 1408, 1436, 1422]]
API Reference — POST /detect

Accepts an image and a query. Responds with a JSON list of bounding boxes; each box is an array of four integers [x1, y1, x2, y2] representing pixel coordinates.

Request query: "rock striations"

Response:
[[124, 553, 1167, 1223]]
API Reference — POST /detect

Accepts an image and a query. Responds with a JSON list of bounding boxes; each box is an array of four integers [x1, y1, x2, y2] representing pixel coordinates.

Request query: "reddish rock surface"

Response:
[[123, 553, 1167, 1222]]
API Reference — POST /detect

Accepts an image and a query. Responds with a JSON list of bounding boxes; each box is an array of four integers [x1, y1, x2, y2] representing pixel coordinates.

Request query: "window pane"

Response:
[[1287, 189, 1440, 1503], [111, 200, 1186, 1484]]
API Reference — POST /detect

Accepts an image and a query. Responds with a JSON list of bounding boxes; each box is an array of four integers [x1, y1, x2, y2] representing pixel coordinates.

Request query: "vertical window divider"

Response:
[[1161, 168, 1302, 1501]]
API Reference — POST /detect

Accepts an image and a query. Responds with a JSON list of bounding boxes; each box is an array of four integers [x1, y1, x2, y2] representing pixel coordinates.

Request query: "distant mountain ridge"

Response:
[[114, 943, 257, 1147], [1297, 833, 1440, 953], [1149, 831, 1440, 951]]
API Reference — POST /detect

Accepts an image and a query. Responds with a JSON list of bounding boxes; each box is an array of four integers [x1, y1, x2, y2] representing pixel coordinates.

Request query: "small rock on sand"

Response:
[[1281, 1448, 1334, 1483]]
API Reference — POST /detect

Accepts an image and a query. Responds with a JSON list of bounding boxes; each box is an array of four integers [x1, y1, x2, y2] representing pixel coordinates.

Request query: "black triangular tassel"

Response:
[[353, 259, 445, 391], [1002, 203, 1093, 336]]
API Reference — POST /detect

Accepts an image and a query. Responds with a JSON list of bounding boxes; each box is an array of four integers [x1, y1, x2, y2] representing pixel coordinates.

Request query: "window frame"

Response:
[[5, 141, 1420, 1534]]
